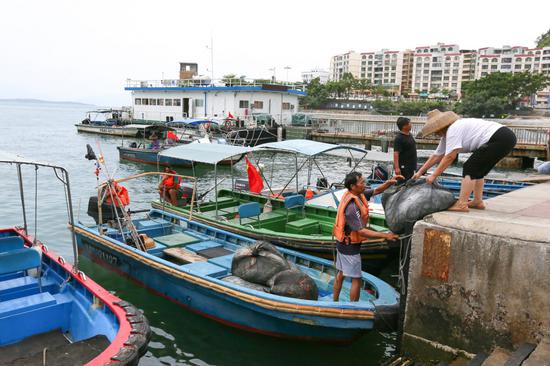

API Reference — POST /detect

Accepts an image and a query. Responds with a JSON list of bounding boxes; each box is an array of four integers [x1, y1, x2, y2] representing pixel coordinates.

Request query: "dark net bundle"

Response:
[[231, 241, 291, 285], [268, 270, 319, 300], [381, 179, 456, 234], [222, 276, 270, 293]]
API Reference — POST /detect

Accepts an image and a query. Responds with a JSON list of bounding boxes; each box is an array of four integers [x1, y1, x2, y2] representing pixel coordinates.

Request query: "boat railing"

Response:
[[126, 78, 306, 92]]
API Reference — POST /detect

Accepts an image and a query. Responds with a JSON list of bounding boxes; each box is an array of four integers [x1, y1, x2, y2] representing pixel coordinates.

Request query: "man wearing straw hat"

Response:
[[413, 110, 517, 212]]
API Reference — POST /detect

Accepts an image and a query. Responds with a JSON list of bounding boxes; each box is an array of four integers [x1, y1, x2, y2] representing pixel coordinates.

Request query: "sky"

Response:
[[1, 0, 549, 106]]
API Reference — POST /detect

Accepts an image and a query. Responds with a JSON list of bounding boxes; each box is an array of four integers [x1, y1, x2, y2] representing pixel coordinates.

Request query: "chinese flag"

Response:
[[245, 157, 264, 193], [228, 112, 235, 119]]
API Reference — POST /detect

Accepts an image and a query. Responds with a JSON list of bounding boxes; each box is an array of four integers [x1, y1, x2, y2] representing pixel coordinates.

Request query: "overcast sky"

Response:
[[1, 0, 549, 106]]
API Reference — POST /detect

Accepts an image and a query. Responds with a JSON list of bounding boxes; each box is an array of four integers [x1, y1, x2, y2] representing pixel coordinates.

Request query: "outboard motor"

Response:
[[87, 196, 126, 224], [316, 177, 328, 189], [370, 164, 389, 182], [174, 183, 195, 207]]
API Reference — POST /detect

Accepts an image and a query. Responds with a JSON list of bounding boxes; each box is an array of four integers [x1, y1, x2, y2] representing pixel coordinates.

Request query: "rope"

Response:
[[397, 233, 413, 295], [33, 166, 38, 245]]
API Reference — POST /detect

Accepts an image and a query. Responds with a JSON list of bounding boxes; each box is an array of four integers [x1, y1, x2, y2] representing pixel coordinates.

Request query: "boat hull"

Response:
[[75, 124, 140, 137], [118, 146, 192, 167], [74, 225, 380, 343]]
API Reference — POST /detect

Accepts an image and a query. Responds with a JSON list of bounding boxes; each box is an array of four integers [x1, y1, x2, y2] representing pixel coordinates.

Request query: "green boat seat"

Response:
[[136, 218, 171, 230], [154, 232, 200, 247], [181, 261, 228, 278], [286, 218, 320, 235]]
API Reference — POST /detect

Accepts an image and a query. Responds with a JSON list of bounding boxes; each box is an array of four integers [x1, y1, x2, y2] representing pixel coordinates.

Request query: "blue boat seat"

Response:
[[207, 254, 234, 270], [0, 248, 41, 276], [186, 241, 222, 253], [0, 292, 56, 318], [181, 261, 228, 278], [0, 276, 56, 301], [0, 236, 24, 253], [238, 202, 261, 227], [284, 195, 305, 221]]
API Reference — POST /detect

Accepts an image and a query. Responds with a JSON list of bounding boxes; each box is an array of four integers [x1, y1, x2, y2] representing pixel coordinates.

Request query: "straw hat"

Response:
[[420, 109, 460, 137]]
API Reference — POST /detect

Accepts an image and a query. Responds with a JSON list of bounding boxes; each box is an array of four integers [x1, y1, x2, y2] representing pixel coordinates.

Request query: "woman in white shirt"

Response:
[[413, 110, 517, 212]]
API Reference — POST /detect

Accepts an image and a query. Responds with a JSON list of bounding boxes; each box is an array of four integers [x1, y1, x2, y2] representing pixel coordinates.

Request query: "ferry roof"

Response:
[[126, 85, 306, 96], [158, 143, 253, 165]]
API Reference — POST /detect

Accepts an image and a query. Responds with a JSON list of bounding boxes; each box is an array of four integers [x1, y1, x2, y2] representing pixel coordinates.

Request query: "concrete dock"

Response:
[[401, 181, 550, 363]]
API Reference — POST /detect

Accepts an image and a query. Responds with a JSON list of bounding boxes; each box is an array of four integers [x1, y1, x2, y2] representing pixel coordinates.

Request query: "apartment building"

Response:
[[461, 50, 477, 84], [359, 49, 404, 95], [401, 50, 414, 95], [411, 43, 464, 96], [329, 51, 361, 81], [301, 68, 330, 84]]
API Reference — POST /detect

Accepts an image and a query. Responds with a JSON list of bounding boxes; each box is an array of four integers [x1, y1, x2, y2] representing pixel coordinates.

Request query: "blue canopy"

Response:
[[158, 143, 252, 165]]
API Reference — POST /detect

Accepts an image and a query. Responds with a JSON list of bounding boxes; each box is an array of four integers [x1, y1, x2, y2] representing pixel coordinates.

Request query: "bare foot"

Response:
[[448, 202, 470, 212], [467, 201, 486, 210]]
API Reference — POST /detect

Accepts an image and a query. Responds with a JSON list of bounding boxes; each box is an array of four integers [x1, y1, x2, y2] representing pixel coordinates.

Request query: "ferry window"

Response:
[[195, 99, 204, 107], [165, 99, 173, 106], [150, 98, 157, 106], [142, 99, 149, 105], [239, 100, 249, 108], [173, 99, 182, 106], [157, 99, 164, 106], [135, 98, 142, 105], [252, 101, 263, 109], [282, 102, 291, 110]]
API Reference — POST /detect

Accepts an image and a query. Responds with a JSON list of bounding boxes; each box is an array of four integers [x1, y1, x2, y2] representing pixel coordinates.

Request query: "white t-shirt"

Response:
[[434, 118, 503, 156]]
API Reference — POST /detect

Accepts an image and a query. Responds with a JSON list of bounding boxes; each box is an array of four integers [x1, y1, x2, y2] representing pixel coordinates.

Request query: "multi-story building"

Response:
[[329, 51, 361, 81], [401, 50, 414, 95], [411, 43, 463, 96], [359, 49, 404, 95], [460, 50, 477, 85], [301, 68, 330, 84]]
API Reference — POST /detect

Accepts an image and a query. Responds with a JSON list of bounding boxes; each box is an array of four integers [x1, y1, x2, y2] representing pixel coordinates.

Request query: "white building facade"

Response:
[[329, 51, 361, 81], [126, 80, 305, 124], [360, 50, 404, 94], [301, 68, 330, 84]]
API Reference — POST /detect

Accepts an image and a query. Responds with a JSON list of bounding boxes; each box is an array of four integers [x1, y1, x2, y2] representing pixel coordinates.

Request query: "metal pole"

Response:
[[16, 164, 28, 234], [214, 163, 218, 217], [295, 154, 299, 193], [63, 169, 79, 270]]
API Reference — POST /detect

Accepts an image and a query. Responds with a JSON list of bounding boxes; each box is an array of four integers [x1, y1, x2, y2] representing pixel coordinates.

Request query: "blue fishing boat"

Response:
[[73, 171, 399, 343], [0, 152, 150, 365]]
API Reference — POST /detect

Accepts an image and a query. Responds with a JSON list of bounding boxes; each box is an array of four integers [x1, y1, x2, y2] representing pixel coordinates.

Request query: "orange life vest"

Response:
[[162, 170, 180, 189], [104, 182, 130, 207], [332, 191, 369, 244], [305, 189, 315, 199]]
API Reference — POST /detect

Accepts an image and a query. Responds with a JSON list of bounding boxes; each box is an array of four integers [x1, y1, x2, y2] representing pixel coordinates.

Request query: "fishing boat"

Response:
[[72, 170, 399, 342], [150, 142, 396, 262], [0, 152, 150, 365]]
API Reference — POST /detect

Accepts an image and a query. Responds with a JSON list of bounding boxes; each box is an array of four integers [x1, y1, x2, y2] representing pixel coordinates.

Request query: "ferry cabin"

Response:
[[125, 79, 305, 124]]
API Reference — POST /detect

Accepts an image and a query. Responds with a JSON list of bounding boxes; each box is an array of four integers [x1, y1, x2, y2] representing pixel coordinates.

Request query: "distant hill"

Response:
[[0, 98, 95, 107]]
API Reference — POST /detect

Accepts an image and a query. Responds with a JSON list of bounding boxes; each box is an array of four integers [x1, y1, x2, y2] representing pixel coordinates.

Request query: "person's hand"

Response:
[[385, 232, 399, 241], [426, 174, 437, 184], [412, 172, 422, 180], [388, 175, 405, 185], [394, 167, 401, 176]]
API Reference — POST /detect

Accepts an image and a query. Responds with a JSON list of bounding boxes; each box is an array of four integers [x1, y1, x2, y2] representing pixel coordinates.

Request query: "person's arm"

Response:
[[393, 151, 401, 176], [373, 175, 405, 195], [426, 148, 459, 184], [413, 154, 443, 179], [357, 228, 399, 241]]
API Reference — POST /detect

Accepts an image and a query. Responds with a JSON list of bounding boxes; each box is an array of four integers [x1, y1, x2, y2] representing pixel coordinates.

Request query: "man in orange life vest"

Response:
[[333, 172, 401, 302], [158, 166, 180, 205]]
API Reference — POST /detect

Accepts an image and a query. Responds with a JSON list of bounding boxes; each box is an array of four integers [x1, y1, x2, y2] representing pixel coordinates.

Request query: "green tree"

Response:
[[536, 28, 550, 48], [301, 78, 330, 109], [458, 72, 550, 117]]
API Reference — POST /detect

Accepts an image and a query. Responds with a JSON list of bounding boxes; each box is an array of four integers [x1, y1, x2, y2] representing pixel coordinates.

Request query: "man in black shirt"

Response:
[[393, 117, 417, 181]]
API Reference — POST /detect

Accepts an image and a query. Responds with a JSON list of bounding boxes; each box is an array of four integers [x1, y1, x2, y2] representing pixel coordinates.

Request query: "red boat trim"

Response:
[[6, 227, 150, 366]]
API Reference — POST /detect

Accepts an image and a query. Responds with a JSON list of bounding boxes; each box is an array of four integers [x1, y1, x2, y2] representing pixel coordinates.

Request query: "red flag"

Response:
[[245, 157, 264, 193], [228, 112, 235, 119]]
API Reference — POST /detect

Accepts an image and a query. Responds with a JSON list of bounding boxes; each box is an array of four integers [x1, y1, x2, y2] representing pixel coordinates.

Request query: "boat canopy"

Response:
[[0, 151, 65, 169], [158, 143, 252, 165], [167, 119, 219, 126], [124, 124, 175, 132], [253, 139, 382, 159]]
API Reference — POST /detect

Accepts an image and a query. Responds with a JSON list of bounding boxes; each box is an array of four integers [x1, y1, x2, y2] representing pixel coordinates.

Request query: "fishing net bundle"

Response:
[[231, 241, 319, 300], [381, 179, 456, 234]]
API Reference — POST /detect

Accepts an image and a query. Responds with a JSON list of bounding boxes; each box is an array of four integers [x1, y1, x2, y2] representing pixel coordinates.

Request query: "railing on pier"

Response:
[[126, 78, 306, 92]]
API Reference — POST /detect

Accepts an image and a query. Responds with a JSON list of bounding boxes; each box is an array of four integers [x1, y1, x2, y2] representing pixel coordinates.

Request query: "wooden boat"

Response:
[[73, 202, 399, 342], [0, 152, 150, 365], [152, 142, 397, 262]]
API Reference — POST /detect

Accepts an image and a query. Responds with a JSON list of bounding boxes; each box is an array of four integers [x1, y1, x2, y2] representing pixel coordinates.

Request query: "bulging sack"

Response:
[[268, 270, 319, 300], [231, 241, 291, 285], [382, 179, 456, 234]]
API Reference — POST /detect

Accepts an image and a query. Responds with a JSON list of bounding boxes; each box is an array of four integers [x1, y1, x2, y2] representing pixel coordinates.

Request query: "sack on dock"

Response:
[[538, 161, 550, 174], [268, 270, 319, 300], [222, 276, 270, 293], [382, 179, 455, 234], [231, 241, 291, 285]]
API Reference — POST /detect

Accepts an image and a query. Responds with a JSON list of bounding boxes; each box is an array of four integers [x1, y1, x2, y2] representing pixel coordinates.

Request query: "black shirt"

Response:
[[336, 189, 374, 256], [394, 132, 417, 172]]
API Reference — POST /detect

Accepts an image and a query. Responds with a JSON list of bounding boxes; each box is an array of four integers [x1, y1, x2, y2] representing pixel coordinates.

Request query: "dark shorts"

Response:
[[463, 127, 517, 179], [399, 165, 416, 181]]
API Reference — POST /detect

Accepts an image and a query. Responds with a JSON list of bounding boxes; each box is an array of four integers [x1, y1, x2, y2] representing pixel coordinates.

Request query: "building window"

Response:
[[174, 99, 181, 106], [514, 64, 522, 70], [491, 59, 498, 63], [253, 101, 263, 109], [491, 65, 498, 70], [142, 98, 149, 105], [502, 58, 512, 63], [135, 98, 142, 105], [150, 98, 157, 106], [282, 102, 292, 110], [195, 99, 204, 107], [165, 99, 173, 106], [157, 99, 164, 106], [239, 100, 249, 108]]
